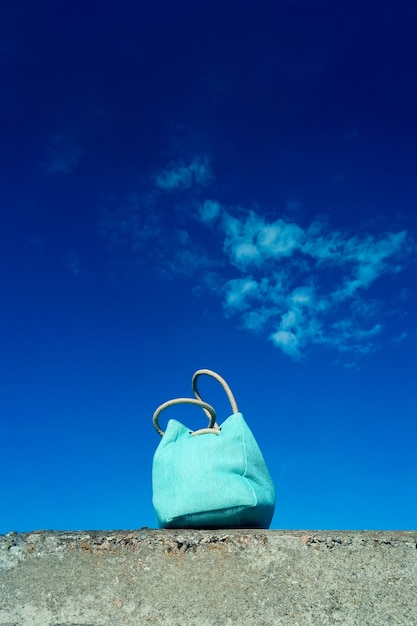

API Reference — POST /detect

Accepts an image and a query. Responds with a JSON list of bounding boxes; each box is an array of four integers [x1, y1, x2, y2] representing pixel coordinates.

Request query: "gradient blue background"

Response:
[[1, 0, 416, 533]]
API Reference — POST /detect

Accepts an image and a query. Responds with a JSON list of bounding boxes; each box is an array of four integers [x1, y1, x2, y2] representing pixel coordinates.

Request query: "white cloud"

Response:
[[344, 361, 361, 371], [154, 155, 212, 191], [290, 286, 315, 307], [199, 199, 221, 223], [323, 320, 383, 354], [258, 220, 304, 257], [281, 309, 298, 330], [222, 211, 263, 268], [270, 330, 301, 358], [200, 203, 413, 359], [242, 308, 273, 331], [105, 153, 414, 361], [169, 245, 213, 277], [333, 231, 408, 300], [303, 221, 345, 261], [224, 278, 259, 311], [176, 229, 190, 245], [222, 211, 304, 269]]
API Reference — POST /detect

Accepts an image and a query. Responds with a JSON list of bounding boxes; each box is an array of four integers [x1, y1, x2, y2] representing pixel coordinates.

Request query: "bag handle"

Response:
[[153, 397, 219, 437], [192, 368, 239, 415]]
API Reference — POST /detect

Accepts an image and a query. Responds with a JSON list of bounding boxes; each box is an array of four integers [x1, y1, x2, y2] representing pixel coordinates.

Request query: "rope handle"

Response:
[[192, 368, 239, 416], [153, 397, 219, 437], [152, 369, 238, 437]]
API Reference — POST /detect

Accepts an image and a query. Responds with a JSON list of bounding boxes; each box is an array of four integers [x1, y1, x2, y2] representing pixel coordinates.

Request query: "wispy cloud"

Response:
[[196, 202, 413, 359], [100, 190, 219, 280], [102, 153, 415, 359], [42, 134, 83, 174], [222, 211, 305, 269], [63, 250, 81, 276], [154, 155, 212, 191], [392, 331, 409, 346], [199, 199, 221, 223], [100, 193, 161, 252]]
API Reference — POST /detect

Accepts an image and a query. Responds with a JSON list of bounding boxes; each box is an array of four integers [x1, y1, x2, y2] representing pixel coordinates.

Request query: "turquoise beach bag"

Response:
[[152, 369, 276, 529]]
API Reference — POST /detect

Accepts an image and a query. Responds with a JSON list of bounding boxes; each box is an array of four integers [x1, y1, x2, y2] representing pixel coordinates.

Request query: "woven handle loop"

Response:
[[192, 368, 239, 416], [153, 397, 218, 437]]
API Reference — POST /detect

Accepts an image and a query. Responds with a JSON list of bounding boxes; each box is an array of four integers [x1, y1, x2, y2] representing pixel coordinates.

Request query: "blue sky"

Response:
[[1, 0, 416, 533]]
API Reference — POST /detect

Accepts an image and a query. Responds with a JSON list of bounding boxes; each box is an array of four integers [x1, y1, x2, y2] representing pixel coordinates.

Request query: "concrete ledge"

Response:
[[1, 529, 416, 625]]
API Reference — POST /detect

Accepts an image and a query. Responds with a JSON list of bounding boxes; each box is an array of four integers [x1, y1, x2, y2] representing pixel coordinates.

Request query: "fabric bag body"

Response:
[[152, 411, 275, 529]]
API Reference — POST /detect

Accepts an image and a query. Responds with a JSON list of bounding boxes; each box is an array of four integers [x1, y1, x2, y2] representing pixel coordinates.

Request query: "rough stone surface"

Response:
[[1, 529, 416, 625]]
